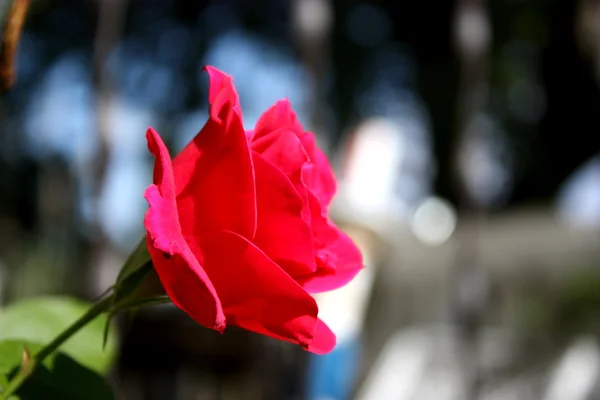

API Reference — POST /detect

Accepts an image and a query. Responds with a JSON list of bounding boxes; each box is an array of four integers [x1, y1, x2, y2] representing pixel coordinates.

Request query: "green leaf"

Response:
[[115, 237, 151, 287], [113, 261, 154, 304], [0, 297, 117, 373], [0, 340, 114, 400], [18, 353, 115, 400]]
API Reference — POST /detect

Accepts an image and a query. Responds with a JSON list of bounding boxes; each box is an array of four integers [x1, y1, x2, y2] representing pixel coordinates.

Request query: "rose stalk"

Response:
[[0, 66, 363, 398]]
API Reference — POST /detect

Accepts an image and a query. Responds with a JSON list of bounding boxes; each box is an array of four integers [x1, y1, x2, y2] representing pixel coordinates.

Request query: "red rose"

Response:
[[144, 66, 363, 354]]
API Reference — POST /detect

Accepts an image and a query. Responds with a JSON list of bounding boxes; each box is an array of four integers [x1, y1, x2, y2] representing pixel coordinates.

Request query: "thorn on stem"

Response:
[[20, 347, 33, 376]]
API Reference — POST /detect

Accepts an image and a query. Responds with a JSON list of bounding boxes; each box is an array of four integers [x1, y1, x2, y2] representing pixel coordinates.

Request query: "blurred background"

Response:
[[0, 0, 599, 399]]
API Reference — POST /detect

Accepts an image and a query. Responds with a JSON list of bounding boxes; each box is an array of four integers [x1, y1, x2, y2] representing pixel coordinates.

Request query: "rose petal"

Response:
[[252, 98, 336, 212], [307, 319, 337, 355], [204, 66, 243, 121], [307, 191, 338, 244], [198, 230, 334, 353], [298, 224, 364, 294], [254, 99, 303, 140], [173, 79, 257, 240], [251, 128, 308, 177], [252, 130, 312, 224], [252, 151, 316, 277], [299, 133, 337, 207], [144, 128, 225, 331]]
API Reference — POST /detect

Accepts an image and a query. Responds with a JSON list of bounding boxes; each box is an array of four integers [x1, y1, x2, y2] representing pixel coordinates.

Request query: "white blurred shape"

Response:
[[411, 197, 457, 246], [341, 117, 404, 217], [293, 0, 333, 40], [335, 112, 435, 233], [543, 336, 600, 400], [354, 329, 431, 400], [556, 155, 600, 229], [455, 2, 490, 56], [410, 371, 462, 400]]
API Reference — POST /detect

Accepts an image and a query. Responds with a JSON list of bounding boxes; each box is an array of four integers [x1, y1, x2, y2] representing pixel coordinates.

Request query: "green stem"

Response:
[[0, 294, 114, 399]]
